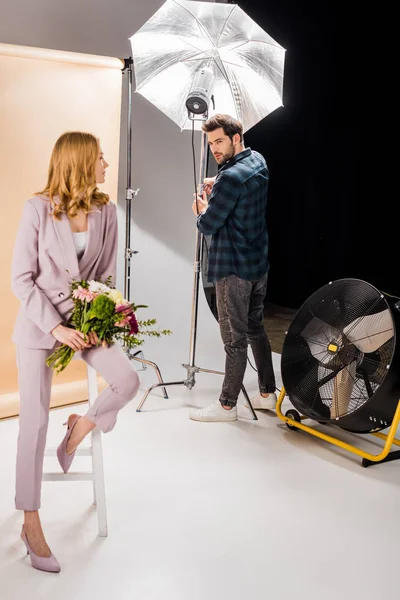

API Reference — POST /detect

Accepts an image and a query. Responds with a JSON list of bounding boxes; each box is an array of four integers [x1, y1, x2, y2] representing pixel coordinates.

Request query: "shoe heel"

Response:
[[21, 527, 61, 573]]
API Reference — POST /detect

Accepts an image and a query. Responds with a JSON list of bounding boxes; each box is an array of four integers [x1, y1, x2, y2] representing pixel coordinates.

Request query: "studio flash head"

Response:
[[185, 66, 215, 115]]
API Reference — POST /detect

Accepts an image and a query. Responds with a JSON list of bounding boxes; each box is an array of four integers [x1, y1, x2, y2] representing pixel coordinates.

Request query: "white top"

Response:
[[72, 231, 88, 259]]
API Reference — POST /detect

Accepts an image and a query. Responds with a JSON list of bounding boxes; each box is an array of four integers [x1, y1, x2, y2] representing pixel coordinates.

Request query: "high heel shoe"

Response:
[[21, 526, 60, 573], [57, 414, 81, 473]]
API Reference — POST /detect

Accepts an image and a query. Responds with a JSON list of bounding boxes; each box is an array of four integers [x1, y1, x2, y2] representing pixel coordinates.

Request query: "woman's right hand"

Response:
[[51, 324, 91, 351]]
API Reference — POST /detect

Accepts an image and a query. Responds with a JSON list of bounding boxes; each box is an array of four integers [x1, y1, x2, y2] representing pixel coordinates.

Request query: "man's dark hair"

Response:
[[202, 114, 243, 143]]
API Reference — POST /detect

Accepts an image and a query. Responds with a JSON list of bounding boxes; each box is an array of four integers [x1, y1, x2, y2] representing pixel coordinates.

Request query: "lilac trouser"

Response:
[[15, 343, 139, 511]]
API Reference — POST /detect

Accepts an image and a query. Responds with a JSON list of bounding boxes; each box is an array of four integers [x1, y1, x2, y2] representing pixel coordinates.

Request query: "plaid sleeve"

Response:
[[197, 173, 240, 236]]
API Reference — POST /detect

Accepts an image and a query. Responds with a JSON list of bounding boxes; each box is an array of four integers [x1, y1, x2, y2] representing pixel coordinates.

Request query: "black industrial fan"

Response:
[[281, 279, 400, 434]]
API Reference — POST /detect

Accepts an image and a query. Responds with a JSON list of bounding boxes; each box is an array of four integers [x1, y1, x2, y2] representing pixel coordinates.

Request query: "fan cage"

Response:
[[281, 279, 395, 423]]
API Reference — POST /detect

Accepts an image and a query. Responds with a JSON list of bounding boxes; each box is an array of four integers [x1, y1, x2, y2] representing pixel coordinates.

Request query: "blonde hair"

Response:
[[37, 131, 109, 219]]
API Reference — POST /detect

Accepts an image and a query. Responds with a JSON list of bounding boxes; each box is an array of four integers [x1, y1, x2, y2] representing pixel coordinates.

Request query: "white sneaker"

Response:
[[244, 392, 277, 411], [190, 401, 237, 422]]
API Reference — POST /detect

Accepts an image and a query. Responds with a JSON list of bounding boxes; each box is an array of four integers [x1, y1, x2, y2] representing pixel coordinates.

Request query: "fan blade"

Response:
[[300, 316, 342, 365], [343, 309, 393, 353], [330, 362, 357, 419]]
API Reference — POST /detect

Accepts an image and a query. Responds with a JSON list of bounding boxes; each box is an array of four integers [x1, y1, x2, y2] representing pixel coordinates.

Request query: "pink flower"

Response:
[[113, 303, 139, 333], [72, 286, 96, 302], [116, 304, 133, 315], [115, 307, 138, 334], [116, 317, 130, 327]]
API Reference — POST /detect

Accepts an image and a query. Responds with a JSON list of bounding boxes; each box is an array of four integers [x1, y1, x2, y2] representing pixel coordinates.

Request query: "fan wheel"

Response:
[[285, 409, 301, 431]]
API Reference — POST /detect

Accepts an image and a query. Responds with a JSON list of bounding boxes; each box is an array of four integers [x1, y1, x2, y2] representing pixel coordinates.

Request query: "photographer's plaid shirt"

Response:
[[197, 148, 270, 282]]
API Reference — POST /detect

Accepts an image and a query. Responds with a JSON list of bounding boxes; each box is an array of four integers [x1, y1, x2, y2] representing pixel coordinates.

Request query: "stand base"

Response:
[[362, 451, 400, 468], [136, 364, 258, 420], [277, 387, 400, 467]]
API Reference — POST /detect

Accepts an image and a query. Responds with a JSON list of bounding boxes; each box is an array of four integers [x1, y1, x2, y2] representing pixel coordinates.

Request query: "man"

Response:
[[190, 114, 276, 422]]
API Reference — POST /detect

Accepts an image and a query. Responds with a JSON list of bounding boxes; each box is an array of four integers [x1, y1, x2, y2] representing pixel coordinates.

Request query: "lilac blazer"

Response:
[[11, 195, 118, 349]]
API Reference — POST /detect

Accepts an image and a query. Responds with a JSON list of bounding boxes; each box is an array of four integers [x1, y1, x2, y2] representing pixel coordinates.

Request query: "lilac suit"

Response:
[[11, 196, 139, 510]]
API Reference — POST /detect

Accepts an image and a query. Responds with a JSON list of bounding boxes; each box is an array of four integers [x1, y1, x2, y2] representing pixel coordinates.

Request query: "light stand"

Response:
[[135, 100, 257, 420], [121, 58, 168, 398]]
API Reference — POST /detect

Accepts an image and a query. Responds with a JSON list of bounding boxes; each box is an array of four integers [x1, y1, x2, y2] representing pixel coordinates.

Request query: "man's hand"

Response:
[[203, 176, 216, 195], [192, 191, 208, 216]]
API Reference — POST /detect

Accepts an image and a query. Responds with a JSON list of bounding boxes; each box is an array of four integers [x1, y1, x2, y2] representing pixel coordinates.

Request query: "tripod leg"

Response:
[[132, 350, 147, 371], [241, 385, 258, 421], [129, 355, 169, 399], [136, 380, 186, 412]]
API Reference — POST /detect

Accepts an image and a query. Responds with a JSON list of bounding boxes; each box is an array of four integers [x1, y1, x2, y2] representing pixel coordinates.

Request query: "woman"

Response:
[[11, 132, 140, 573]]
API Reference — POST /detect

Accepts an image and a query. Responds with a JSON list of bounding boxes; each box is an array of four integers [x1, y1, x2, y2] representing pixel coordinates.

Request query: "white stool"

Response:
[[42, 364, 108, 537]]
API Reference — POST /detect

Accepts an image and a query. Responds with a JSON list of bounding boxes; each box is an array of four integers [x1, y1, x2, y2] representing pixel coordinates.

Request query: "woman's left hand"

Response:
[[87, 331, 100, 346]]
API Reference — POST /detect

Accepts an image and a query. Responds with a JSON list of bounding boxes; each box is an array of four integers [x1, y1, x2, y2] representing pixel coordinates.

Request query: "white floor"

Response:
[[1, 352, 400, 600]]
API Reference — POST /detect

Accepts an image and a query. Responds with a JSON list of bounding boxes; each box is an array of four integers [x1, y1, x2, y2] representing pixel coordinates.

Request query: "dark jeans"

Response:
[[216, 273, 276, 408]]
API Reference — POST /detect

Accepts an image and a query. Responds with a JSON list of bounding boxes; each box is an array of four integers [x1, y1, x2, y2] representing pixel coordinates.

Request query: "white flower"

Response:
[[88, 280, 110, 294], [107, 288, 125, 306]]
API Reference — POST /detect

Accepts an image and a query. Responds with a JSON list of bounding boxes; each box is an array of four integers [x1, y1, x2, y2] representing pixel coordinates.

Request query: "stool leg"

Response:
[[92, 429, 107, 537], [92, 481, 97, 506], [87, 365, 108, 537]]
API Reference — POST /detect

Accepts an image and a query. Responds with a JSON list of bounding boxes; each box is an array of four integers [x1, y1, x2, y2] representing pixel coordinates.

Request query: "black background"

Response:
[[218, 0, 390, 309]]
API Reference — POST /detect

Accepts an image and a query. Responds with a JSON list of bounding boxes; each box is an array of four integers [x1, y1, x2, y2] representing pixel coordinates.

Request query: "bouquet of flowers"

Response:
[[46, 277, 171, 373]]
